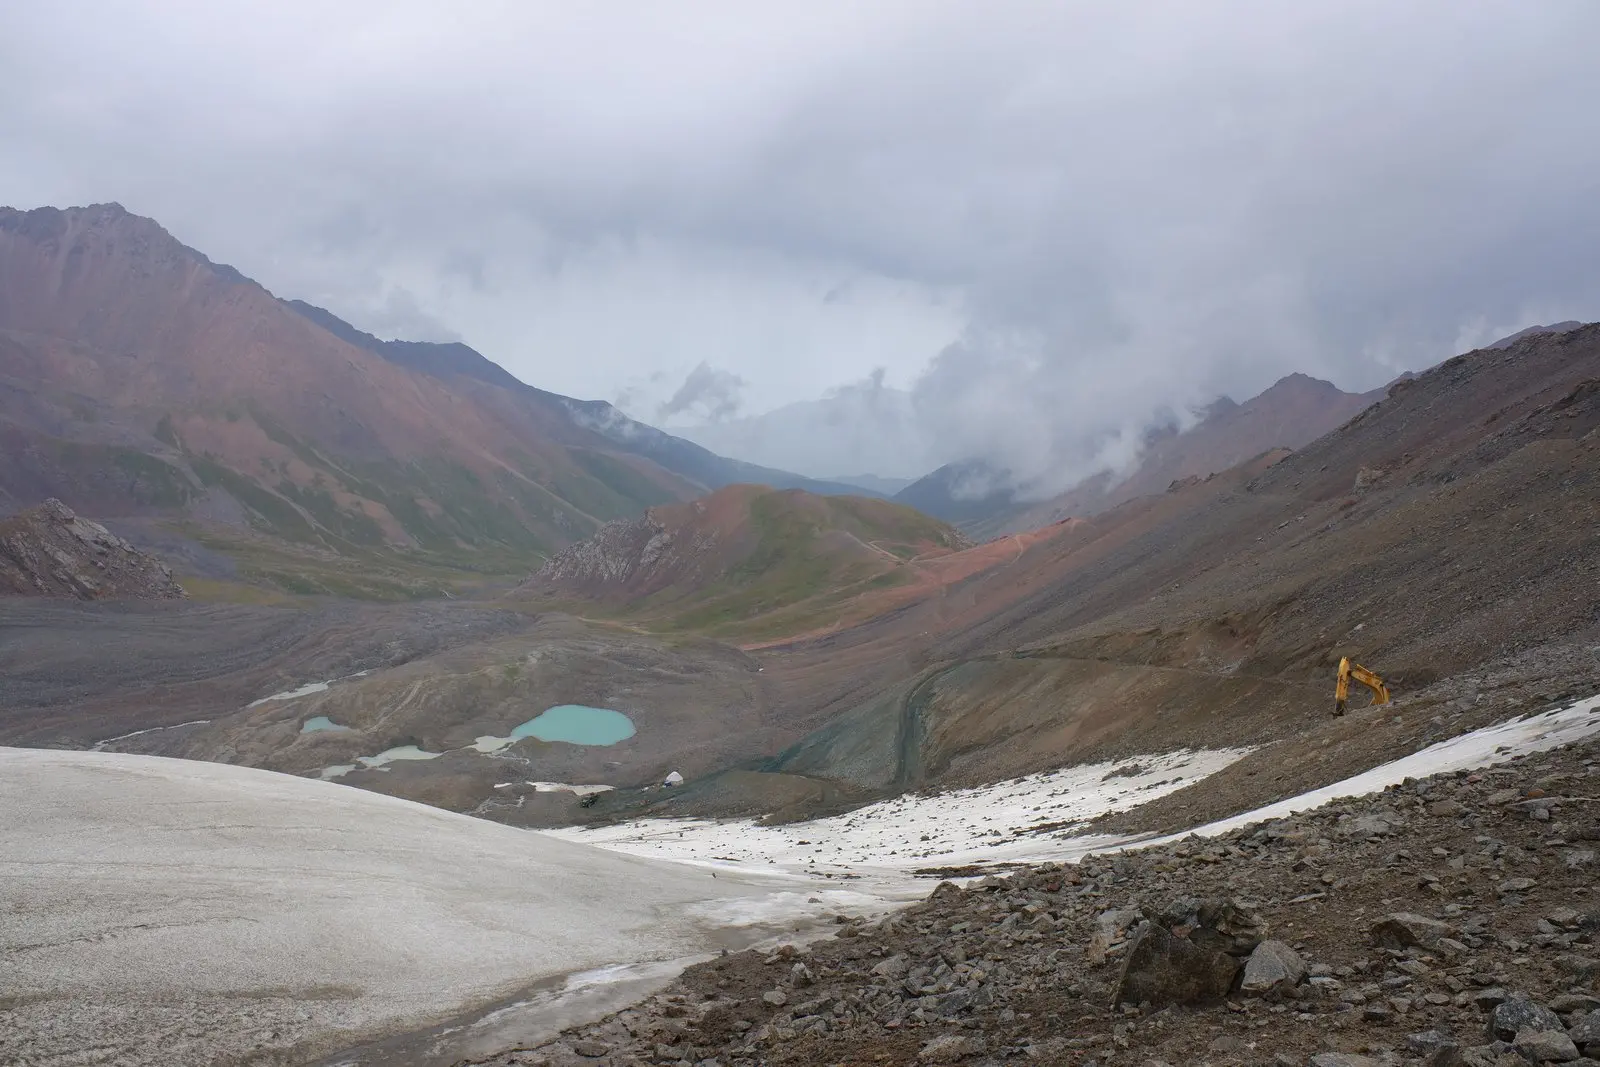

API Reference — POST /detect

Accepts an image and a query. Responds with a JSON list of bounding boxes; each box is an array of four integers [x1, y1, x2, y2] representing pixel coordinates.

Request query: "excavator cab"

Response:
[[1334, 657, 1390, 716]]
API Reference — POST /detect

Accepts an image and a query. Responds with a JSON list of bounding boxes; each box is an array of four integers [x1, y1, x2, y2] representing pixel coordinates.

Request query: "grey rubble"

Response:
[[464, 731, 1600, 1067]]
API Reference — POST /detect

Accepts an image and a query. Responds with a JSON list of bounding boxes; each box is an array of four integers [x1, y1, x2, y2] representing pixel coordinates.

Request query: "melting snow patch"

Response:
[[533, 782, 613, 796], [91, 719, 212, 752], [319, 746, 444, 778], [489, 782, 615, 796], [247, 681, 331, 707], [546, 695, 1600, 879], [357, 745, 441, 770], [1173, 694, 1600, 842], [546, 747, 1250, 875]]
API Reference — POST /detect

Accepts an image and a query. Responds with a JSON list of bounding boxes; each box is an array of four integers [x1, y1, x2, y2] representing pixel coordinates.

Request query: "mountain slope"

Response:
[[284, 299, 879, 499], [893, 374, 1381, 533], [519, 484, 972, 638], [995, 373, 1384, 533], [0, 204, 863, 595], [1487, 320, 1581, 349], [703, 323, 1600, 813], [892, 458, 1018, 525]]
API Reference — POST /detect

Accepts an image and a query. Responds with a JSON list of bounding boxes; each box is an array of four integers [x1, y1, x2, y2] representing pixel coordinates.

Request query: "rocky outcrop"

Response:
[[0, 499, 186, 600], [530, 509, 716, 592]]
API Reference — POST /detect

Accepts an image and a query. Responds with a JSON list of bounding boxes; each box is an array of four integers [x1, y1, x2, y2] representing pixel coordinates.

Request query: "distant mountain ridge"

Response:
[[0, 203, 875, 594], [1486, 321, 1582, 349], [283, 299, 879, 500], [894, 372, 1383, 533]]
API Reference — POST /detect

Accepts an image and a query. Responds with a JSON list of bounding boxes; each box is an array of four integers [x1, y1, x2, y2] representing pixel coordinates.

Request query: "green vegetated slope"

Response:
[[520, 484, 974, 640], [0, 204, 752, 597]]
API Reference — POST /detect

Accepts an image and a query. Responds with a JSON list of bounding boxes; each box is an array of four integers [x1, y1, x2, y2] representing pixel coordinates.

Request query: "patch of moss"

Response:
[[191, 456, 316, 542], [275, 480, 387, 547], [46, 440, 196, 508]]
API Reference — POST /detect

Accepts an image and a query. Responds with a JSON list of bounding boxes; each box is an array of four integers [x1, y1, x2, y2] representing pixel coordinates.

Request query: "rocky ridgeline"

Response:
[[475, 732, 1600, 1067], [0, 499, 186, 600], [529, 510, 706, 588]]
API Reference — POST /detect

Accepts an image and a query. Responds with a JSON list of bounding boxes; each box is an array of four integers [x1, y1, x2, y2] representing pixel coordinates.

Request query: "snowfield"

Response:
[[547, 746, 1253, 873], [0, 749, 883, 1066]]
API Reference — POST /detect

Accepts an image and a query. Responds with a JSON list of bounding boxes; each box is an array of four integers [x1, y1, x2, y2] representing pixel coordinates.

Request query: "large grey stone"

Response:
[[1488, 999, 1565, 1041], [1240, 939, 1308, 995], [1512, 1028, 1580, 1063], [1144, 896, 1265, 956], [1114, 921, 1241, 1007], [1371, 912, 1457, 950], [1569, 1010, 1600, 1052], [919, 1034, 985, 1062], [1310, 1054, 1384, 1067]]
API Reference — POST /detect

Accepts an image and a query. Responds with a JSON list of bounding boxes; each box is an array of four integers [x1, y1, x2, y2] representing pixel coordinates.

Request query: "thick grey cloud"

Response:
[[658, 362, 746, 423], [3, 1, 1598, 487]]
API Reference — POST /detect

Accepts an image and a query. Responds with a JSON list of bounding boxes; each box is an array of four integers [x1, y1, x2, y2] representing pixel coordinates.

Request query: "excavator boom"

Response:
[[1334, 657, 1391, 715]]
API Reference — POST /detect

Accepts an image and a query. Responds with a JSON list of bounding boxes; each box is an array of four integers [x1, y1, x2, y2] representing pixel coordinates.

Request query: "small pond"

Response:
[[510, 705, 636, 746], [300, 716, 352, 734]]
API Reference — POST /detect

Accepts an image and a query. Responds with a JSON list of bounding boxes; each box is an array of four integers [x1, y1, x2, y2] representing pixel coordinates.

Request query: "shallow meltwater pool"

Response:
[[300, 716, 351, 734], [510, 705, 636, 746], [321, 706, 635, 778]]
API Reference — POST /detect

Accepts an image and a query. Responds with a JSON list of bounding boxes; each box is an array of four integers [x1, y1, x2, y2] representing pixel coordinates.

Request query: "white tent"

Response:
[[663, 770, 684, 787]]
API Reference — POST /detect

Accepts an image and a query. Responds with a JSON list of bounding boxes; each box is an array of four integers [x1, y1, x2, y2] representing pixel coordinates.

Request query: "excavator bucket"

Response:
[[1335, 656, 1390, 716]]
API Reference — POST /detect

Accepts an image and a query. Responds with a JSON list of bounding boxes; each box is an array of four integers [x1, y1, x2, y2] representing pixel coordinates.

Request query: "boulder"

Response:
[[1569, 1010, 1600, 1054], [1512, 1029, 1580, 1063], [1240, 940, 1307, 995], [1488, 998, 1565, 1041], [1371, 912, 1457, 951], [1113, 920, 1241, 1007], [919, 1034, 985, 1062], [1143, 896, 1265, 956]]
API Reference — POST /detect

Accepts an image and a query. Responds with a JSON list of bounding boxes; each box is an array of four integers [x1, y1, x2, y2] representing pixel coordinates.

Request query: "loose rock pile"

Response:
[[0, 498, 186, 600], [470, 732, 1600, 1067]]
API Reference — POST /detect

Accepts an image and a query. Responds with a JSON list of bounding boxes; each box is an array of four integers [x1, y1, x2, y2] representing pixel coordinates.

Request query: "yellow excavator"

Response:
[[1334, 657, 1390, 716]]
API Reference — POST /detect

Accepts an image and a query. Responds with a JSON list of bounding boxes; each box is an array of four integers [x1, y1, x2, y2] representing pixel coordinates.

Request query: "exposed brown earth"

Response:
[[458, 729, 1600, 1067], [0, 497, 185, 599]]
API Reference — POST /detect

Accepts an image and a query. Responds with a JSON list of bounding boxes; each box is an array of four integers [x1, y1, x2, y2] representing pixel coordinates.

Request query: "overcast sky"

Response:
[[4, 1, 1598, 483]]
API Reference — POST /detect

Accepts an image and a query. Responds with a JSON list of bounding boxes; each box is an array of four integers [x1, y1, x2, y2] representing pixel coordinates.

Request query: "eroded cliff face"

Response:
[[0, 498, 186, 600]]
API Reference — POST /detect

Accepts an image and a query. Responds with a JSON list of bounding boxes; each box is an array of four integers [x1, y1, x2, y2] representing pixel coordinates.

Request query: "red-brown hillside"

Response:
[[520, 484, 976, 638], [0, 204, 709, 579]]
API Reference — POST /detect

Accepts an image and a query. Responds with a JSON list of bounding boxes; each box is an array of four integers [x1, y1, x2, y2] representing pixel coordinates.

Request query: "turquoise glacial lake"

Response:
[[301, 715, 351, 733], [510, 705, 636, 746]]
